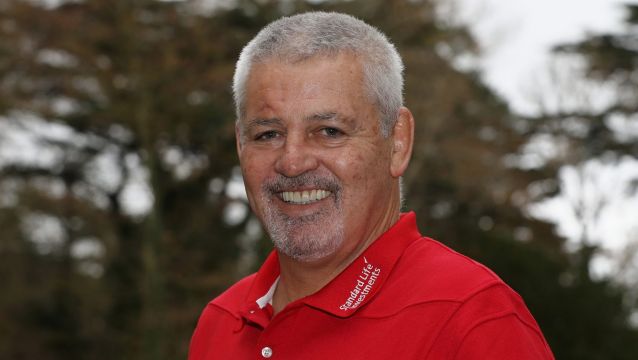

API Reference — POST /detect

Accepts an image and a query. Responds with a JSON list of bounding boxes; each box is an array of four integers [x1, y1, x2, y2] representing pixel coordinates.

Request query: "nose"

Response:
[[274, 135, 319, 177]]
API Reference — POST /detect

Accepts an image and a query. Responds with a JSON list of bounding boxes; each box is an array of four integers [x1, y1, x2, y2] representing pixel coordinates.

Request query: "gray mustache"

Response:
[[263, 173, 341, 194]]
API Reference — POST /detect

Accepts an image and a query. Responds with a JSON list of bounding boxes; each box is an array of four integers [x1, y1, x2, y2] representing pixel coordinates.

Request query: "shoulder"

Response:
[[368, 237, 553, 357], [385, 237, 506, 303], [192, 272, 257, 325], [208, 273, 256, 313], [368, 235, 537, 319], [192, 273, 256, 334], [189, 274, 257, 359]]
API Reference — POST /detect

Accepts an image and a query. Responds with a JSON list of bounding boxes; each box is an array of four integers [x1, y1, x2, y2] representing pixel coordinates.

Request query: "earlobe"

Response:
[[390, 107, 415, 178]]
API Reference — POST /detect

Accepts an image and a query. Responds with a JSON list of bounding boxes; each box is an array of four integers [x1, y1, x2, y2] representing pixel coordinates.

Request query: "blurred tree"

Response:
[[549, 4, 638, 155], [512, 4, 638, 358], [528, 3, 638, 238], [0, 0, 637, 360], [0, 0, 254, 358]]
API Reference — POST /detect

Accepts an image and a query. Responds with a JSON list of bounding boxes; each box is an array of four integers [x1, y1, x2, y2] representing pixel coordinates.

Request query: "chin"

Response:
[[266, 215, 345, 262]]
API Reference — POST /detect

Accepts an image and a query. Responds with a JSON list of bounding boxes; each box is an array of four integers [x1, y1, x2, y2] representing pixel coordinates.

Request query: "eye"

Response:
[[320, 127, 344, 138], [254, 130, 280, 141]]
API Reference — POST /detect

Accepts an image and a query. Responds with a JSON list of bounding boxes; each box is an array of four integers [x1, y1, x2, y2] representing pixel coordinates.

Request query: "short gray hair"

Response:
[[232, 12, 404, 137]]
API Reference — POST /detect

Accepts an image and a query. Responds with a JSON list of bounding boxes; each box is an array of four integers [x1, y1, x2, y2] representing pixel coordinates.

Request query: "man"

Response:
[[189, 12, 554, 359]]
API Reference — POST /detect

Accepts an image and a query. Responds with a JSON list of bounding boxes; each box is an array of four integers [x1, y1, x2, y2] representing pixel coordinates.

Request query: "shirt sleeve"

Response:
[[428, 283, 554, 360], [454, 314, 554, 360]]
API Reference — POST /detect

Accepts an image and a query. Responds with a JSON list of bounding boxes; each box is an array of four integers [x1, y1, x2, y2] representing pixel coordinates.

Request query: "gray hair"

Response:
[[232, 12, 404, 137]]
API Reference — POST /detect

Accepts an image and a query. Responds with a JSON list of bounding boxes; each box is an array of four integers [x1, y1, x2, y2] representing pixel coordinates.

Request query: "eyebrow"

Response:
[[243, 111, 353, 131], [308, 111, 360, 130], [305, 111, 338, 122], [244, 117, 283, 131]]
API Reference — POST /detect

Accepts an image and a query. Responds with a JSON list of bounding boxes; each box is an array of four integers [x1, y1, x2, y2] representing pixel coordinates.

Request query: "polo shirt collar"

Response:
[[240, 212, 421, 323]]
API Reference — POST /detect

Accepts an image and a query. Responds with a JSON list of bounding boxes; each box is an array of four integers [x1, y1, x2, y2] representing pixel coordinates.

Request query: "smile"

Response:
[[281, 189, 332, 204]]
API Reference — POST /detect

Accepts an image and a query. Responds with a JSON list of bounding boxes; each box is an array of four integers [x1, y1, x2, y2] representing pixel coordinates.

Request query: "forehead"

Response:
[[243, 53, 374, 121]]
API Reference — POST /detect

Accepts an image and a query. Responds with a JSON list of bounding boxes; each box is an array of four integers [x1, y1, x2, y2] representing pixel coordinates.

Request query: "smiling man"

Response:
[[189, 12, 554, 360]]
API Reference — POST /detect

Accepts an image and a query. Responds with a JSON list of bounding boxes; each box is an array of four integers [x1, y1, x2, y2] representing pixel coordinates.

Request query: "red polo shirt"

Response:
[[189, 212, 554, 359]]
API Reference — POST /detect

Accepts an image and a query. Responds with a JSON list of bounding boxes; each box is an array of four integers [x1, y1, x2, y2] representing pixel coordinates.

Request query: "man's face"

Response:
[[237, 53, 398, 262]]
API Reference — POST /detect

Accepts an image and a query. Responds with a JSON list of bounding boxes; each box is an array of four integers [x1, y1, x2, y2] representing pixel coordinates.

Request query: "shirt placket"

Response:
[[253, 304, 304, 360]]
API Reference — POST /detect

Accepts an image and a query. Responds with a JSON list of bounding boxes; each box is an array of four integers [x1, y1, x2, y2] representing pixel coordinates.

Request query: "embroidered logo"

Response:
[[339, 257, 381, 311]]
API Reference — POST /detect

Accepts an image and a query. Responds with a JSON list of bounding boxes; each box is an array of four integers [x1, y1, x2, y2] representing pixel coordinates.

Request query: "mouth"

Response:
[[280, 189, 332, 205]]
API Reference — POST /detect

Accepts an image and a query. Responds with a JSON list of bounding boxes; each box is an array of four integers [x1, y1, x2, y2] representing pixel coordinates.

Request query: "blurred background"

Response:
[[0, 0, 637, 359]]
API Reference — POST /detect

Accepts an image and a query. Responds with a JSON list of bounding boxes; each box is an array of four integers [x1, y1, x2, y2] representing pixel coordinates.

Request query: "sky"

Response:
[[461, 0, 635, 115], [459, 0, 638, 278]]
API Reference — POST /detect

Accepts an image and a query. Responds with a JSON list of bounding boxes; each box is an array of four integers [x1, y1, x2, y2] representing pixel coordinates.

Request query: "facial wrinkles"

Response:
[[241, 55, 393, 263], [256, 62, 353, 118], [259, 172, 344, 262]]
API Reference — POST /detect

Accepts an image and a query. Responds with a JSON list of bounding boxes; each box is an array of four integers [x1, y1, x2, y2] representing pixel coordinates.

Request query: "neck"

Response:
[[272, 191, 402, 314]]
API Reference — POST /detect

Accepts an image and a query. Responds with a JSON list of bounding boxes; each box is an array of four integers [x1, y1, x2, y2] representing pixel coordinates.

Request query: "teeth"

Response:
[[281, 189, 331, 204]]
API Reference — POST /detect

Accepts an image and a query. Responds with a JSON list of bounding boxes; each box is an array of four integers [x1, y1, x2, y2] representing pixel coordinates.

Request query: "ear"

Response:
[[390, 107, 415, 178]]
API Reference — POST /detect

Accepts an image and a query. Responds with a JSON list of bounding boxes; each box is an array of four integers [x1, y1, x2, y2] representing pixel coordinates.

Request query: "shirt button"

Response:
[[261, 346, 273, 358]]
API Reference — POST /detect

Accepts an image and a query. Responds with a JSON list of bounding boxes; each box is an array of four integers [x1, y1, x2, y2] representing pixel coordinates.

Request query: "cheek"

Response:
[[240, 154, 267, 191], [239, 159, 268, 214], [333, 151, 376, 184]]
